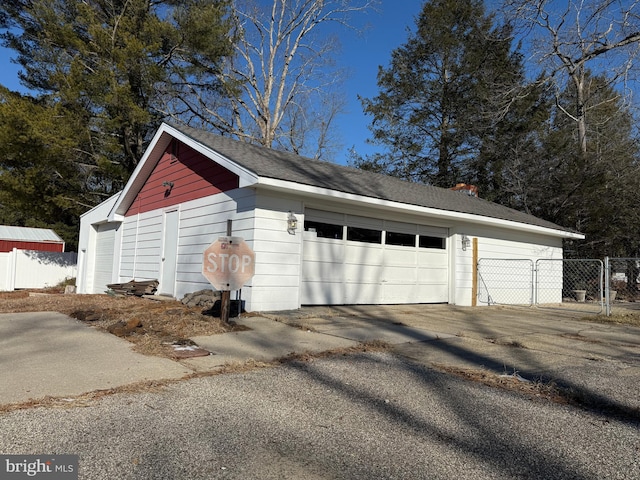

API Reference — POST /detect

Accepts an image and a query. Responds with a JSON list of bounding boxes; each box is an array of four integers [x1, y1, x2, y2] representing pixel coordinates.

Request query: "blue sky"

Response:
[[0, 1, 424, 165]]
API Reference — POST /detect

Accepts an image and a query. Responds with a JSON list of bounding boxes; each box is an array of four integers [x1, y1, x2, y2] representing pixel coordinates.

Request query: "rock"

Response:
[[72, 310, 102, 322], [126, 318, 143, 330], [181, 289, 220, 308], [107, 318, 143, 337], [64, 285, 76, 294]]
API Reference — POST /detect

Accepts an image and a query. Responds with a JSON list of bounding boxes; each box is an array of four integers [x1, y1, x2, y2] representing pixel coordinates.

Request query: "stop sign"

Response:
[[202, 236, 255, 291]]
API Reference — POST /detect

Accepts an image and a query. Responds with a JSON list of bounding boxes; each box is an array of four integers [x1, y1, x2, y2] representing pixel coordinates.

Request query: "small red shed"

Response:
[[0, 226, 65, 253]]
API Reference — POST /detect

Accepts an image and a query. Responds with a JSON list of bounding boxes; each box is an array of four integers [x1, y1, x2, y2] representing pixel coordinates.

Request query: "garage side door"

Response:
[[93, 223, 118, 294]]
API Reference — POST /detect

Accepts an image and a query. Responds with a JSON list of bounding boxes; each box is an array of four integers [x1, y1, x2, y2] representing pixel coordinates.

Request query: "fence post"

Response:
[[8, 248, 17, 291], [604, 256, 610, 316], [472, 238, 478, 306]]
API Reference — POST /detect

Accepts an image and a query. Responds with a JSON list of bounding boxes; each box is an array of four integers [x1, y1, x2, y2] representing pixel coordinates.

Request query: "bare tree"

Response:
[[167, 0, 374, 160], [504, 0, 640, 157]]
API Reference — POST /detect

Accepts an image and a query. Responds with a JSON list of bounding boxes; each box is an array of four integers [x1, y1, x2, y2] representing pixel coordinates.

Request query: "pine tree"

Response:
[[517, 73, 640, 257], [0, 88, 91, 249], [0, 0, 233, 179], [355, 0, 526, 188]]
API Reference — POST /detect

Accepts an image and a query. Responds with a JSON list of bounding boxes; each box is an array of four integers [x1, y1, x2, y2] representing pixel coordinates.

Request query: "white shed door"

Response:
[[93, 223, 118, 294], [302, 210, 448, 305], [159, 210, 179, 296]]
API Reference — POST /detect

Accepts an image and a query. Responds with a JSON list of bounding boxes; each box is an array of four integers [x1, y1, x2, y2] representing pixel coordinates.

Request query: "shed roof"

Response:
[[169, 124, 576, 235], [0, 225, 63, 243]]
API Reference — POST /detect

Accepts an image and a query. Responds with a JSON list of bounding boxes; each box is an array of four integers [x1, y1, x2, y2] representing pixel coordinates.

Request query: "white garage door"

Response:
[[93, 223, 118, 294], [302, 209, 448, 305]]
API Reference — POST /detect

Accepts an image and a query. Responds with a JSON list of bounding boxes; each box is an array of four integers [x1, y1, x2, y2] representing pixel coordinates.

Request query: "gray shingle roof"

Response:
[[171, 124, 572, 233]]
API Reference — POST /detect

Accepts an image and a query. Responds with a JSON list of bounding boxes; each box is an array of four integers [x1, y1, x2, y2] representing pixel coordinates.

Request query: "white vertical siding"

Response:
[[117, 189, 257, 302], [173, 190, 256, 302], [249, 193, 303, 311]]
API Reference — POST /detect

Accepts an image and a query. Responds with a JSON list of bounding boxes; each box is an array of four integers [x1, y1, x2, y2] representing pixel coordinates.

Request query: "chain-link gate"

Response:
[[535, 259, 603, 314], [477, 258, 604, 313], [477, 259, 534, 306]]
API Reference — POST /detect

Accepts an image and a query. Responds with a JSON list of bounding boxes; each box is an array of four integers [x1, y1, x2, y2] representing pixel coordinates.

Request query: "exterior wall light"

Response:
[[461, 234, 471, 251], [287, 211, 298, 234], [162, 181, 174, 197]]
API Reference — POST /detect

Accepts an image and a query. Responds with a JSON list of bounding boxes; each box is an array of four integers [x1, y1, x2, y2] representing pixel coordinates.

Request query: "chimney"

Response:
[[450, 183, 479, 197]]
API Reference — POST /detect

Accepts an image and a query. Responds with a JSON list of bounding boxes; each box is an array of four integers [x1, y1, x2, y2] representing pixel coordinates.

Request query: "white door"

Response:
[[93, 223, 118, 293], [159, 210, 179, 296], [302, 209, 448, 305]]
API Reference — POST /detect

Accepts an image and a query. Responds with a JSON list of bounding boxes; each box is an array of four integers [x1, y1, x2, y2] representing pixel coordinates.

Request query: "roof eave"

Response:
[[256, 177, 585, 240]]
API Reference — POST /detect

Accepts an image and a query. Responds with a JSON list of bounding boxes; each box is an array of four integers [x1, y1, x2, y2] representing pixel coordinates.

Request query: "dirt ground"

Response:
[[0, 289, 243, 358]]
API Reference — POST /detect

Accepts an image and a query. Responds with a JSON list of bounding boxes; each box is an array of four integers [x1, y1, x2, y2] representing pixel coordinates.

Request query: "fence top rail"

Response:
[[552, 258, 603, 263], [478, 258, 534, 262]]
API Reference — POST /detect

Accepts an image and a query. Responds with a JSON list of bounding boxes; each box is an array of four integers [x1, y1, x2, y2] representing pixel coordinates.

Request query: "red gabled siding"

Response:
[[125, 140, 240, 216], [0, 241, 64, 253]]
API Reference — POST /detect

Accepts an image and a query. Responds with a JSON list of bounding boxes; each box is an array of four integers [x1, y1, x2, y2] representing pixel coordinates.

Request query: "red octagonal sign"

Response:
[[202, 236, 256, 291]]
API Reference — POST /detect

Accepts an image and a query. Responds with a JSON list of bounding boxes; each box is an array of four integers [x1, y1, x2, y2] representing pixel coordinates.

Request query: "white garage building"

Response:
[[76, 123, 583, 311]]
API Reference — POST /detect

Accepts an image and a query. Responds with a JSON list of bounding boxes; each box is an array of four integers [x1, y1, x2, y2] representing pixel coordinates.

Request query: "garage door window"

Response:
[[347, 226, 382, 244], [304, 220, 344, 239], [386, 231, 416, 247], [419, 235, 445, 249]]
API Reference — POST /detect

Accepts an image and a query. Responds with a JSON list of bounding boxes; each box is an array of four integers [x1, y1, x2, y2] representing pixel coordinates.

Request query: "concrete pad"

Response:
[[186, 317, 357, 370], [395, 334, 640, 413], [0, 312, 191, 405], [317, 322, 456, 344], [396, 336, 545, 375], [498, 333, 640, 363]]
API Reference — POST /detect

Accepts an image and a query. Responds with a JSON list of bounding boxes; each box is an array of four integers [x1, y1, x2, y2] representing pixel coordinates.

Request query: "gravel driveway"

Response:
[[1, 352, 638, 479]]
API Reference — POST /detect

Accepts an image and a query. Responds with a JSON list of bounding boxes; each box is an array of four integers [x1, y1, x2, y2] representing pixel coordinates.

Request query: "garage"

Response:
[[302, 209, 448, 305], [77, 123, 584, 311]]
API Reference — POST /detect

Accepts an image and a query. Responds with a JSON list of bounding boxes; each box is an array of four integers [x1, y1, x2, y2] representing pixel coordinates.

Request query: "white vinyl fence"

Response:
[[0, 249, 77, 291]]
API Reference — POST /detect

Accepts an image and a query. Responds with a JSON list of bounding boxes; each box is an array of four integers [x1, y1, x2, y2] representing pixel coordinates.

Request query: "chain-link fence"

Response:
[[477, 258, 604, 313], [606, 258, 640, 315]]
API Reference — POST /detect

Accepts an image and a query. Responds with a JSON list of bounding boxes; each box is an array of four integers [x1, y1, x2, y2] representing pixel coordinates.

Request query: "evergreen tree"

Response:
[[0, 88, 92, 249], [354, 0, 526, 188], [0, 0, 233, 180], [0, 0, 234, 248], [515, 73, 640, 257]]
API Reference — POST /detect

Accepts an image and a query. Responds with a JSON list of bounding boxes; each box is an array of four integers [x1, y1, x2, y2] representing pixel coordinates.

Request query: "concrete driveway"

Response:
[[2, 305, 639, 417], [266, 304, 640, 415], [0, 312, 191, 404]]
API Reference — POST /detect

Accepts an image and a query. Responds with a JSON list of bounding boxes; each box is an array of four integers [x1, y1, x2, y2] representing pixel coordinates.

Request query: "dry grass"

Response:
[[586, 310, 640, 327], [433, 363, 639, 419], [0, 290, 243, 357], [433, 364, 565, 402]]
